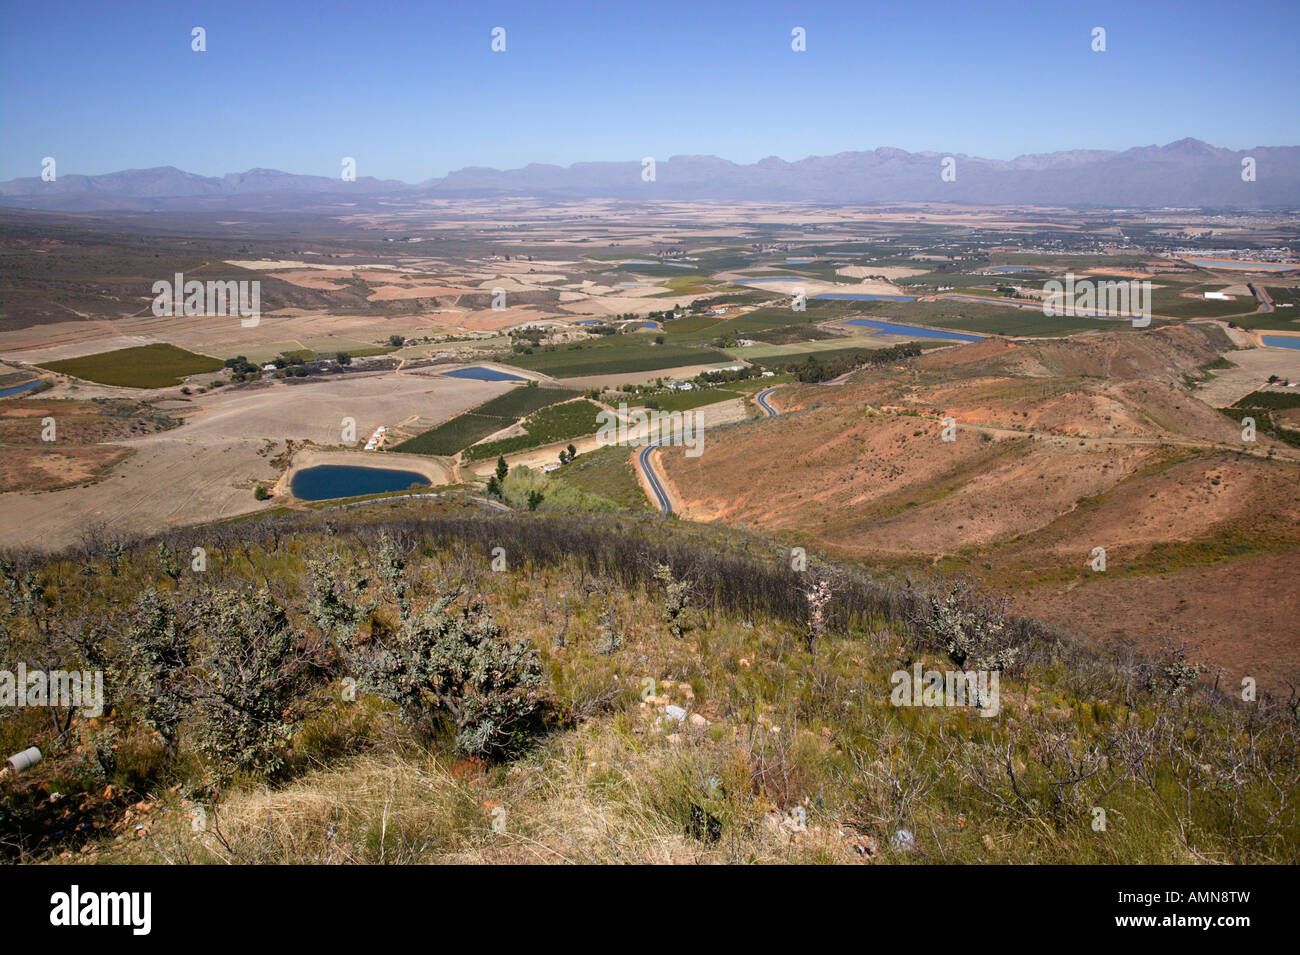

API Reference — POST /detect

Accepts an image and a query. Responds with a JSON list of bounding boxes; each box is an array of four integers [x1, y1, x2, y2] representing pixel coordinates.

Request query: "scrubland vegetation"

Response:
[[1, 504, 1296, 864]]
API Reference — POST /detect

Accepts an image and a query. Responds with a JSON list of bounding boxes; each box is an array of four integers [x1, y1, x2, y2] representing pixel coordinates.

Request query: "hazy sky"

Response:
[[2, 0, 1297, 182]]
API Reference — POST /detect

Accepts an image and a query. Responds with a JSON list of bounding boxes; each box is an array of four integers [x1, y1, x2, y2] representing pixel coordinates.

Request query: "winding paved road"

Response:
[[637, 438, 672, 515], [637, 387, 784, 514]]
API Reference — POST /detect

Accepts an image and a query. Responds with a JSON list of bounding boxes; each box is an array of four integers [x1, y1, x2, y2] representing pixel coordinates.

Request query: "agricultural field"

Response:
[[388, 413, 510, 456], [1149, 284, 1261, 319], [37, 343, 224, 388], [1230, 390, 1300, 412], [710, 307, 828, 340], [503, 337, 730, 378], [748, 341, 942, 370], [1265, 286, 1300, 307], [1228, 313, 1300, 332], [464, 399, 605, 460], [473, 385, 580, 419], [638, 387, 741, 413], [872, 296, 1122, 336], [1227, 389, 1300, 445], [660, 314, 726, 340], [390, 386, 580, 456]]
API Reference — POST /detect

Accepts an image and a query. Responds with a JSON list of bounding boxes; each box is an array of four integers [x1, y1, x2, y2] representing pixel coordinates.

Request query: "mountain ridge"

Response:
[[2, 139, 1296, 210]]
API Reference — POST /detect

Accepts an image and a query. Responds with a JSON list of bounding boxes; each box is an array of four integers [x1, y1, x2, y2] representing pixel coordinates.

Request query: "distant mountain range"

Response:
[[2, 140, 1296, 211]]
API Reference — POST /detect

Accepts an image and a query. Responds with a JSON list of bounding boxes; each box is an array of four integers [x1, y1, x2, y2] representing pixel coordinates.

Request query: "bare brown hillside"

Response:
[[663, 325, 1300, 687]]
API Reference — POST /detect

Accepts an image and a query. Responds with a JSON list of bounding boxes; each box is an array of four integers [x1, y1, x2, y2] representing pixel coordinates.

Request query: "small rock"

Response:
[[662, 705, 687, 723], [850, 835, 878, 857], [688, 713, 709, 728], [892, 829, 916, 852]]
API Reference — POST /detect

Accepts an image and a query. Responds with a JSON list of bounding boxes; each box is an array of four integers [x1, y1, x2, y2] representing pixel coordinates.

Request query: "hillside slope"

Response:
[[1, 504, 1297, 864], [661, 325, 1300, 687]]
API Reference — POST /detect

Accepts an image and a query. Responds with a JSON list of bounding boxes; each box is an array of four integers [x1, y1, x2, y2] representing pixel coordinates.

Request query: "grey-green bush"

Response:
[[346, 588, 543, 759]]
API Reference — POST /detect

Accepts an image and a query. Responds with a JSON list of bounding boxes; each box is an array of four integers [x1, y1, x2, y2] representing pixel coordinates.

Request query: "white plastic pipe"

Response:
[[6, 747, 42, 773]]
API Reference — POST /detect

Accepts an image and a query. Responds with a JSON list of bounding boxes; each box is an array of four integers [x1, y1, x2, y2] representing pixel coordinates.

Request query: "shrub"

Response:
[[913, 582, 1020, 671], [190, 588, 315, 782], [595, 605, 624, 655], [654, 563, 695, 639], [306, 549, 375, 638], [804, 578, 831, 652], [345, 588, 544, 759], [122, 589, 192, 757]]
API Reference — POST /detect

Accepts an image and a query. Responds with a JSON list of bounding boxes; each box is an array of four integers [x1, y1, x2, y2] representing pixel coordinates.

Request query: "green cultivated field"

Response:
[[1265, 287, 1300, 307], [1150, 286, 1259, 319], [721, 307, 826, 338], [474, 386, 579, 418], [1228, 314, 1300, 332], [1230, 390, 1300, 412], [390, 387, 578, 456], [390, 413, 509, 456], [750, 343, 940, 370], [608, 263, 709, 279], [39, 343, 224, 388], [464, 399, 604, 460], [640, 388, 740, 412], [923, 309, 1120, 337], [660, 315, 727, 343], [730, 333, 899, 361], [504, 338, 729, 378]]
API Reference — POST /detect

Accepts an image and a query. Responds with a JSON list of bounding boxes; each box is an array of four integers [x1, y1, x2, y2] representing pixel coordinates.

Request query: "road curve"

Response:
[[637, 439, 672, 515], [756, 386, 780, 417], [1248, 283, 1274, 313]]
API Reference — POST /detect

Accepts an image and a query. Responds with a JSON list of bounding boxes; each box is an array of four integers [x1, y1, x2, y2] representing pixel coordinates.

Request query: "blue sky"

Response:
[[2, 0, 1297, 182]]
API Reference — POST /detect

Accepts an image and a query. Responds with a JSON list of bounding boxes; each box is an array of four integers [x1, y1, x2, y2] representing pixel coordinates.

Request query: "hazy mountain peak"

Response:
[[1, 140, 1294, 210]]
